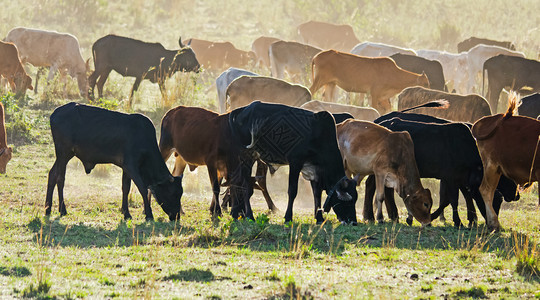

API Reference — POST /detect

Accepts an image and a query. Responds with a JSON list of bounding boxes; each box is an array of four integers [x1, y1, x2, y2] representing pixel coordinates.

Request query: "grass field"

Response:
[[1, 0, 540, 298]]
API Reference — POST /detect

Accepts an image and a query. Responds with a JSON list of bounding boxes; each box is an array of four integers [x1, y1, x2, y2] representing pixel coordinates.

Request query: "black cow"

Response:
[[227, 101, 358, 224], [45, 102, 183, 221], [88, 34, 200, 106], [457, 37, 516, 53], [367, 113, 518, 227], [483, 55, 540, 113], [518, 93, 540, 119], [390, 53, 447, 92]]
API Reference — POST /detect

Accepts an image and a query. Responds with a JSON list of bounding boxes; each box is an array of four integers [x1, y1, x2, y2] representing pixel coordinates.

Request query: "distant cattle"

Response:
[[472, 95, 540, 231], [216, 68, 258, 113], [227, 101, 359, 223], [483, 55, 540, 113], [251, 36, 280, 70], [0, 41, 33, 96], [351, 42, 417, 57], [300, 100, 380, 121], [417, 49, 469, 94], [186, 38, 255, 72], [457, 36, 516, 53], [390, 53, 447, 91], [269, 40, 322, 85], [310, 50, 430, 114], [397, 86, 492, 123], [88, 34, 199, 106], [5, 27, 86, 96], [297, 20, 360, 52], [466, 44, 525, 93], [226, 75, 311, 111], [0, 102, 12, 174], [45, 102, 183, 221], [337, 119, 432, 225], [518, 93, 540, 118]]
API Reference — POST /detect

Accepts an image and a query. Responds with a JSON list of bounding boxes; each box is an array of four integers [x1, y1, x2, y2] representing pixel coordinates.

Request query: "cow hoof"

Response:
[[350, 221, 358, 226]]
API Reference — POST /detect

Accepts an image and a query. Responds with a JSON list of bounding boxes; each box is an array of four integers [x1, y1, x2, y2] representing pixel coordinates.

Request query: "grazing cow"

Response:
[[297, 20, 360, 52], [457, 36, 516, 53], [5, 27, 86, 97], [0, 41, 33, 96], [88, 34, 199, 106], [226, 75, 311, 111], [351, 42, 417, 57], [251, 36, 280, 70], [186, 38, 255, 72], [216, 68, 258, 113], [0, 103, 13, 174], [518, 93, 540, 119], [472, 95, 540, 231], [337, 119, 432, 225], [483, 55, 540, 113], [390, 53, 447, 91], [310, 50, 430, 114], [397, 86, 492, 123], [466, 44, 525, 93], [300, 100, 380, 121], [417, 49, 469, 94], [45, 102, 183, 221], [269, 40, 322, 85], [227, 101, 359, 223]]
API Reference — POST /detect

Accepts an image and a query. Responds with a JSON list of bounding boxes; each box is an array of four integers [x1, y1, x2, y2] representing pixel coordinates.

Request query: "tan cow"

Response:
[[5, 27, 88, 97], [186, 38, 255, 72], [297, 20, 360, 52], [310, 50, 430, 114], [300, 100, 380, 121], [0, 41, 33, 96], [397, 86, 492, 123], [226, 75, 311, 111], [337, 119, 432, 225], [0, 102, 13, 174], [251, 36, 280, 70], [269, 40, 322, 86]]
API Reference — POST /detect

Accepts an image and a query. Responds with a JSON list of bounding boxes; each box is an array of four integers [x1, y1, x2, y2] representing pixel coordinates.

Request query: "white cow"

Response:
[[215, 68, 258, 113], [465, 44, 525, 93], [351, 42, 417, 57], [300, 100, 380, 121], [5, 27, 89, 97], [417, 49, 469, 94]]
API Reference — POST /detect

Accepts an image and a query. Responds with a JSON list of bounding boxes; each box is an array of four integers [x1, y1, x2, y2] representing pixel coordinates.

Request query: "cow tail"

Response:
[[503, 91, 518, 119], [399, 100, 449, 113]]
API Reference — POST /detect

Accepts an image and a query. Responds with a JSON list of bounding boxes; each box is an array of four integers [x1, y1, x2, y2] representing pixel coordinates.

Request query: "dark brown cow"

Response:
[[297, 20, 360, 52], [457, 36, 516, 53], [472, 94, 540, 231], [310, 50, 430, 114], [0, 102, 13, 174], [0, 41, 33, 97], [397, 86, 491, 123], [186, 38, 255, 72]]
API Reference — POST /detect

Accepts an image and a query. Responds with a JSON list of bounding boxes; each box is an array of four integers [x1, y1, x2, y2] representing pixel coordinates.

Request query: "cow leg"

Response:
[[254, 161, 277, 212], [371, 92, 392, 115], [47, 65, 58, 82], [322, 84, 337, 102], [284, 163, 302, 223], [207, 165, 222, 217], [124, 167, 154, 221], [34, 67, 45, 94], [384, 187, 399, 222], [431, 180, 450, 223], [96, 69, 112, 99], [310, 180, 325, 224], [363, 175, 376, 222], [128, 76, 143, 107], [446, 183, 462, 228], [121, 171, 133, 220], [88, 70, 100, 99], [460, 187, 478, 227], [45, 155, 72, 216], [374, 175, 387, 223], [478, 163, 502, 231]]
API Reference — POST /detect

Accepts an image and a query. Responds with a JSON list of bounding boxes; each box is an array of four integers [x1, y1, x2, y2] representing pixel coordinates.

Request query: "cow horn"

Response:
[[178, 37, 184, 48]]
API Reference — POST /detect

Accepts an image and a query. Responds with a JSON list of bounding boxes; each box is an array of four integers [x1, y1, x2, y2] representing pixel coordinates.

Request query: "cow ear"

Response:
[[179, 37, 185, 48]]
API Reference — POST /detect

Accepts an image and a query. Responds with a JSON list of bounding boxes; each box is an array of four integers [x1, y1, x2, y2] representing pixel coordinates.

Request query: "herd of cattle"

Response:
[[1, 21, 539, 231]]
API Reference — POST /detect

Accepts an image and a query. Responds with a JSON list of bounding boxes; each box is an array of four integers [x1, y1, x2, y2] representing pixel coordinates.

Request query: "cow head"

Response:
[[323, 176, 358, 224], [150, 175, 183, 221], [14, 73, 33, 94], [0, 146, 13, 174], [403, 188, 432, 225], [173, 47, 200, 74]]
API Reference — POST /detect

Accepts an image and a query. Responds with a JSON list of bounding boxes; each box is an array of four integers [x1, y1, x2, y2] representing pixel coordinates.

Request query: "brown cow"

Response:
[[251, 36, 280, 70], [0, 41, 33, 97], [310, 50, 430, 114], [337, 119, 432, 225], [0, 102, 13, 174], [472, 94, 540, 231], [157, 106, 277, 216], [297, 20, 360, 52], [269, 40, 322, 85], [397, 86, 492, 123], [186, 38, 255, 72], [300, 100, 380, 121], [226, 75, 311, 111]]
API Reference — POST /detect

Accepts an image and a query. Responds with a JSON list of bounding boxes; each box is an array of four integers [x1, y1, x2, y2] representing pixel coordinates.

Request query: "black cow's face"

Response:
[[324, 178, 358, 224], [174, 48, 200, 73], [151, 175, 183, 221], [498, 175, 520, 202]]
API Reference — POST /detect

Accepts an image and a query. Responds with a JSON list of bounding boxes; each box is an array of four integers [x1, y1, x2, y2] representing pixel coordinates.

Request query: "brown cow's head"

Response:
[[14, 73, 33, 93], [404, 188, 432, 226], [0, 146, 13, 174]]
